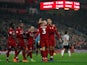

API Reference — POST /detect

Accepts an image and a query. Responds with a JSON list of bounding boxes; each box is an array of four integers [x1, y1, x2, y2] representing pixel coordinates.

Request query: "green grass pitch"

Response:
[[0, 53, 87, 65]]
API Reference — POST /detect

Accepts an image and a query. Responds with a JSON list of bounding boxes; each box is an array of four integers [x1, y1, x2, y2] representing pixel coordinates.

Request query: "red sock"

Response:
[[7, 50, 10, 57], [45, 50, 48, 57], [41, 50, 43, 58], [14, 50, 17, 58], [22, 51, 26, 60], [16, 50, 20, 58], [50, 50, 54, 56], [29, 52, 32, 58], [52, 50, 54, 56], [43, 51, 46, 58]]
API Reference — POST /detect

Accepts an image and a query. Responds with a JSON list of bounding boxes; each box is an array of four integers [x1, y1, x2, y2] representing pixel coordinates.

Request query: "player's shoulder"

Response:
[[52, 24, 56, 26], [64, 34, 69, 37]]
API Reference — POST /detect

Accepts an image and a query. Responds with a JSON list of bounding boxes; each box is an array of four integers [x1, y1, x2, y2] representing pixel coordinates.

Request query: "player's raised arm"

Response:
[[38, 18, 42, 24], [38, 18, 43, 27], [54, 25, 62, 42]]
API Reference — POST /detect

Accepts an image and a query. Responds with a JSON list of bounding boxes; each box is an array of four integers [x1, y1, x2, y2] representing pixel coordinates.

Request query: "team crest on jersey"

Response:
[[50, 27, 54, 29]]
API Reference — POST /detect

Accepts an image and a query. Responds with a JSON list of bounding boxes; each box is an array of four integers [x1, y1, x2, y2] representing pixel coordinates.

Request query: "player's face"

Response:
[[42, 20, 47, 26], [20, 23, 24, 28], [18, 26, 21, 29], [9, 27, 12, 30], [47, 19, 52, 25], [30, 26, 35, 31]]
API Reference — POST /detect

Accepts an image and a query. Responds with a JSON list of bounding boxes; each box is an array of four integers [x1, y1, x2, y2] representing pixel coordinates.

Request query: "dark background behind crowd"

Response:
[[0, 0, 87, 50]]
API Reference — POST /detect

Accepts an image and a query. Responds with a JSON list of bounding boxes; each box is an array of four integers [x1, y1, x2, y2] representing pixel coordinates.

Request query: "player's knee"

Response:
[[40, 48, 42, 51], [29, 48, 33, 51], [42, 47, 45, 51], [29, 49, 32, 52], [50, 46, 53, 50], [46, 47, 49, 50]]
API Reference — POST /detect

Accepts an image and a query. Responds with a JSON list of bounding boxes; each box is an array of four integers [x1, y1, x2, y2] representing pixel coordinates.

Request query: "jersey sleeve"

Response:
[[35, 29, 40, 39], [55, 26, 61, 39]]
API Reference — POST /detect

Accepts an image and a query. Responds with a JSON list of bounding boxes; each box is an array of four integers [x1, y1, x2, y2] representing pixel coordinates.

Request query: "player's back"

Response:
[[39, 25, 49, 40], [62, 34, 69, 45]]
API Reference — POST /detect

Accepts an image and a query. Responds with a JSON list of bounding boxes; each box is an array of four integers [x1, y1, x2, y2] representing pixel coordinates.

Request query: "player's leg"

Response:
[[67, 45, 71, 57], [28, 44, 36, 62], [36, 43, 38, 56], [45, 40, 49, 62], [22, 46, 28, 62], [49, 46, 54, 61], [13, 46, 18, 62], [49, 40, 55, 61], [41, 47, 47, 62], [40, 40, 49, 62], [36, 41, 40, 56], [40, 40, 47, 62], [6, 46, 11, 62], [11, 40, 18, 62], [14, 45, 22, 62], [14, 38, 22, 61], [61, 46, 65, 57]]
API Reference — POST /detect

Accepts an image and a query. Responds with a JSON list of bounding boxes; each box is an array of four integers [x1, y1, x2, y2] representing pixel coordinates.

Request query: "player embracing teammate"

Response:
[[6, 26, 17, 62], [38, 20, 49, 62], [15, 23, 28, 62], [6, 18, 63, 62], [47, 19, 62, 61], [26, 26, 36, 62], [37, 18, 62, 62], [6, 23, 37, 62]]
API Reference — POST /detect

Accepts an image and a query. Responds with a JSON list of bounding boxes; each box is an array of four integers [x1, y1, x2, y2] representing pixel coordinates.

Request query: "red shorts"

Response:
[[7, 38, 16, 47], [49, 39, 55, 47], [18, 43, 25, 47], [27, 41, 34, 50], [40, 40, 49, 48], [27, 44, 33, 50], [18, 46, 26, 50], [7, 45, 17, 50], [17, 38, 25, 47]]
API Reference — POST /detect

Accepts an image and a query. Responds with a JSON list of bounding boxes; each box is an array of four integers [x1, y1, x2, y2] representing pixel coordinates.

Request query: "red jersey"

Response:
[[39, 25, 49, 40], [48, 24, 60, 40], [16, 27, 24, 38], [16, 27, 25, 46], [8, 28, 15, 38], [26, 31, 36, 44], [7, 28, 16, 46]]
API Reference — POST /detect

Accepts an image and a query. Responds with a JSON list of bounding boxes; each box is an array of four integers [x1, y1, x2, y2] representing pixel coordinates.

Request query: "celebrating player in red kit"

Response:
[[38, 20, 49, 62], [6, 26, 17, 62], [15, 23, 28, 62], [47, 18, 62, 61], [26, 26, 36, 62]]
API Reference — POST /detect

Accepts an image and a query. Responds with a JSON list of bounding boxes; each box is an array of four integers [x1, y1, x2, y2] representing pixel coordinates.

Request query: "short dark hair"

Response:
[[65, 31, 68, 34]]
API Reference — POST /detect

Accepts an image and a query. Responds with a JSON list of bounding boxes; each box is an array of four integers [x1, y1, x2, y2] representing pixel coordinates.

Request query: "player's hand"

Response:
[[38, 41, 40, 45], [38, 18, 42, 23], [39, 18, 42, 20], [59, 38, 62, 43]]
